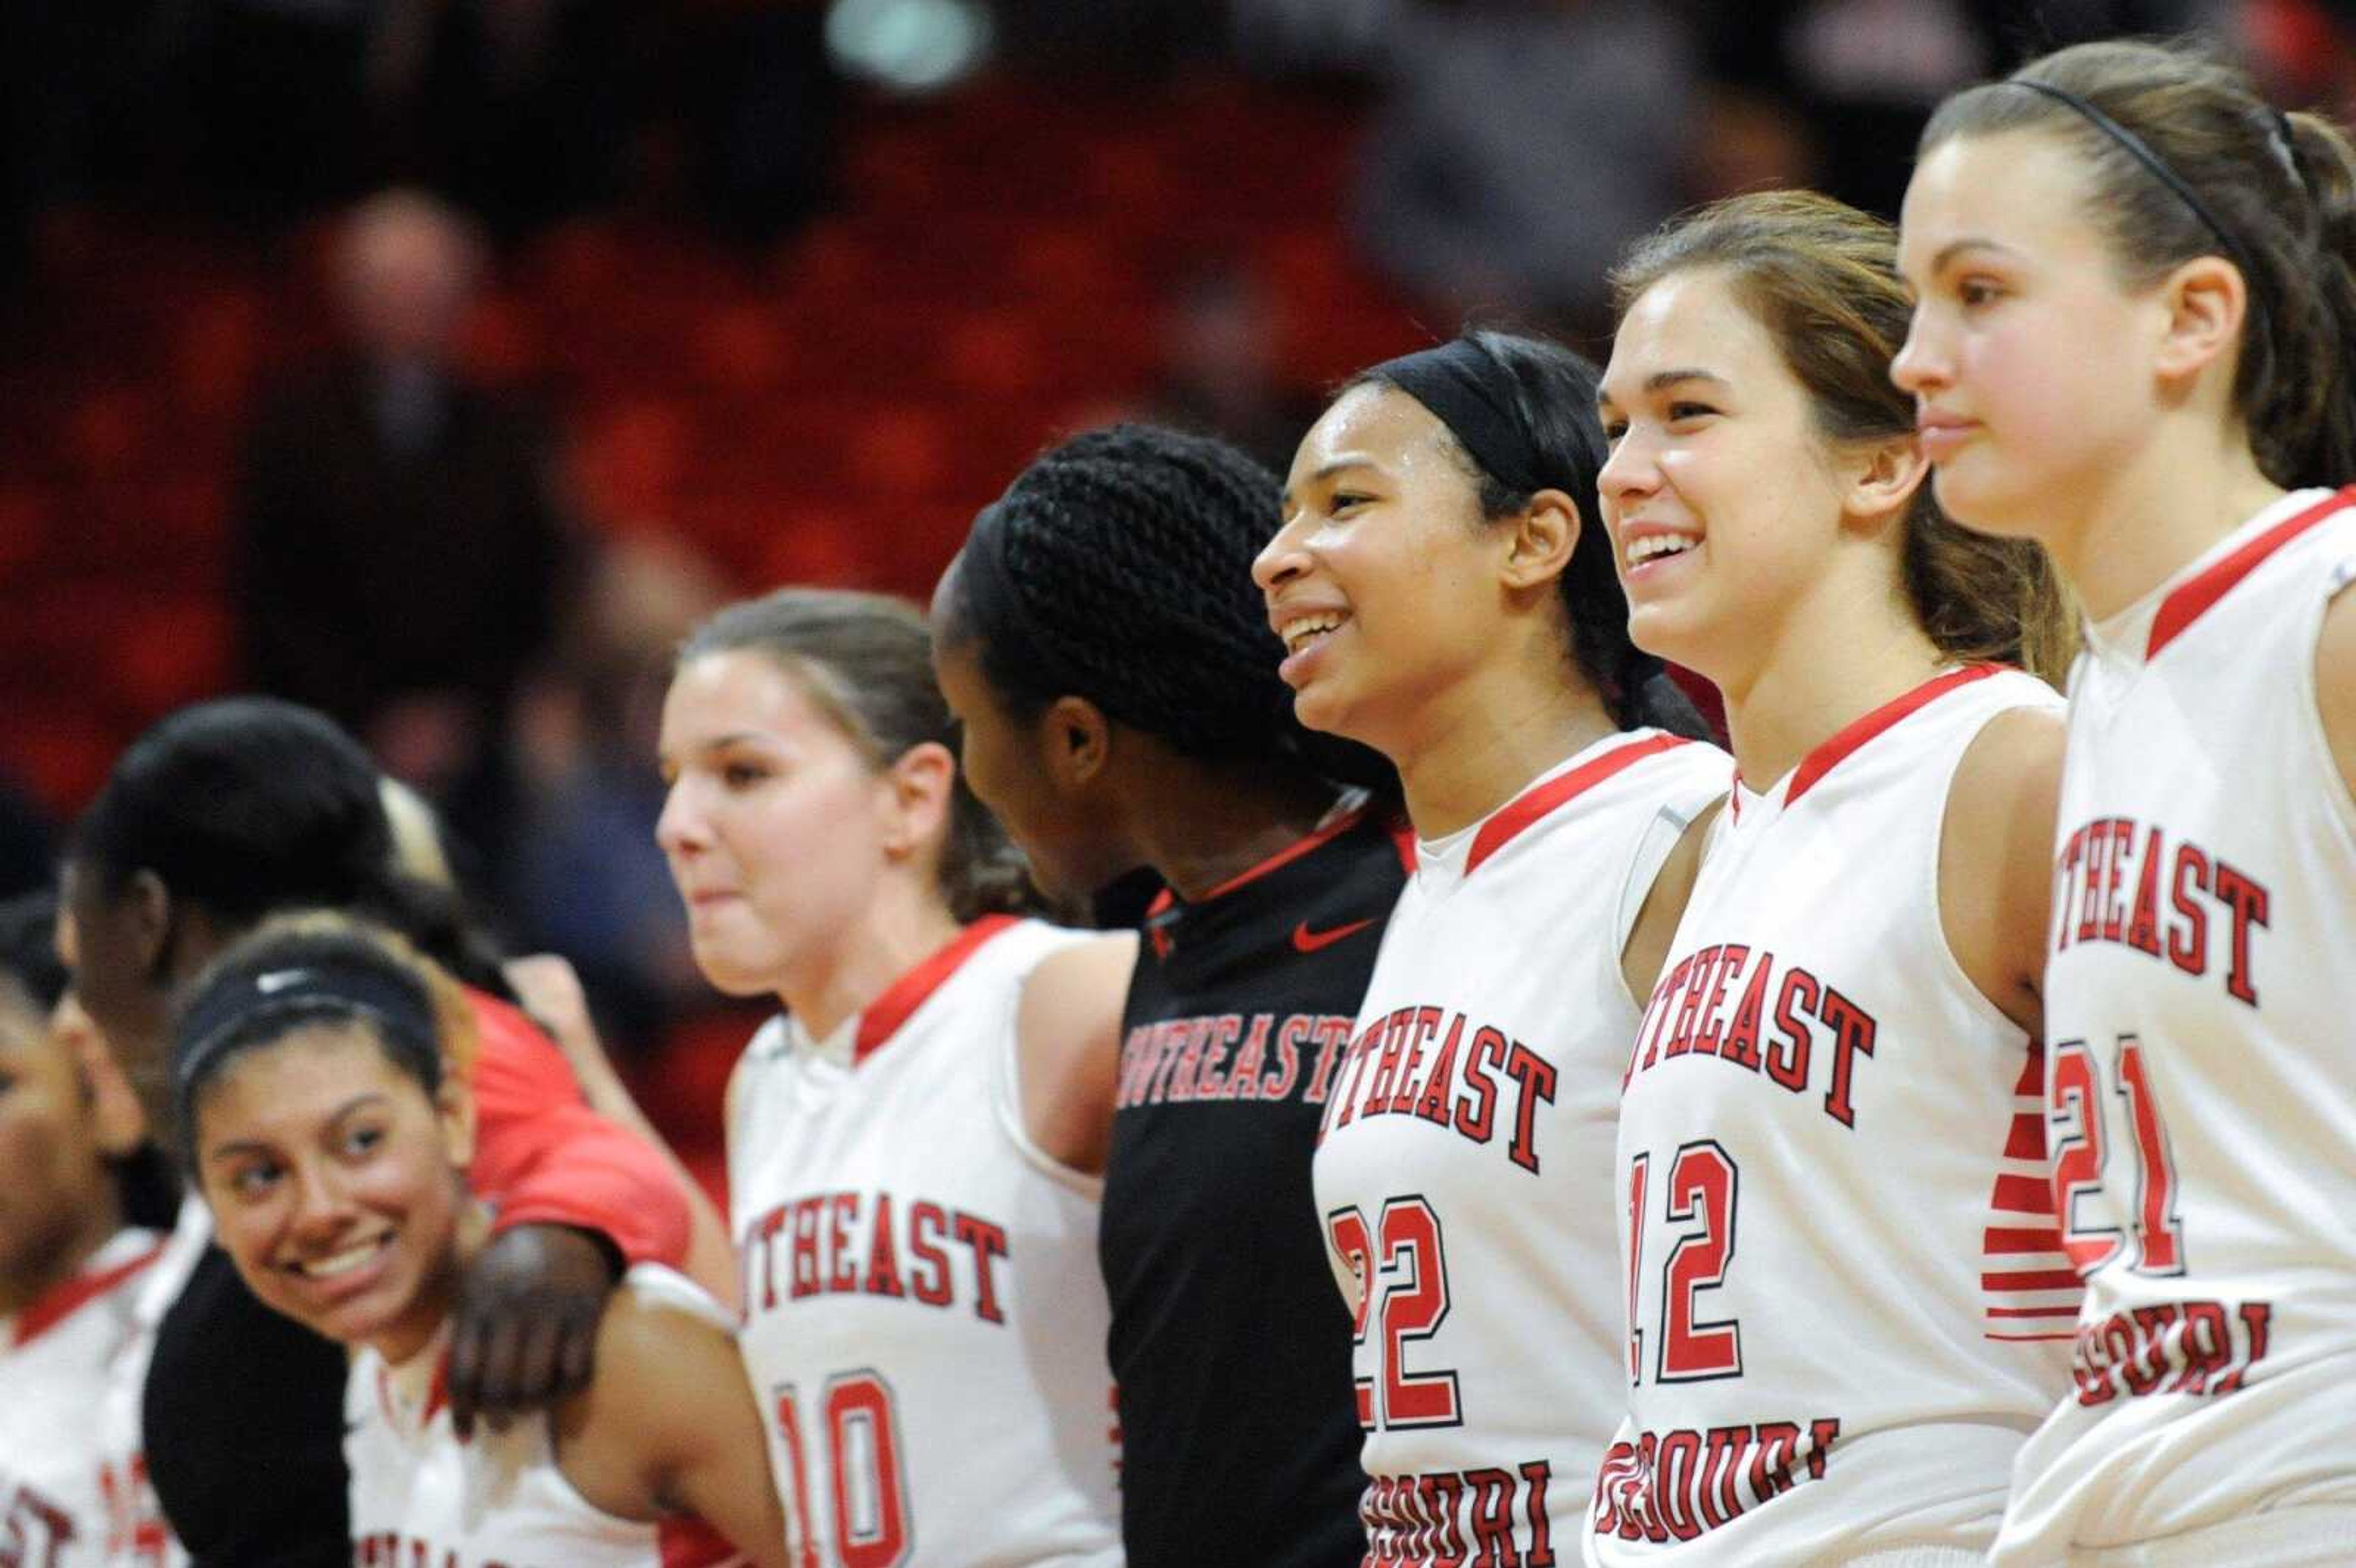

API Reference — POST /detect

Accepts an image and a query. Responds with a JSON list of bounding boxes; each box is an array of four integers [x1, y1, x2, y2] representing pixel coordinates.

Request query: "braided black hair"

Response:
[[938, 424, 1393, 790], [1353, 331, 1711, 739]]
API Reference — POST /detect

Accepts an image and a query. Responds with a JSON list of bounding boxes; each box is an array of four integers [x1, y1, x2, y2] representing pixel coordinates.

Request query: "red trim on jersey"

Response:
[[2146, 486, 2356, 659], [1192, 804, 1372, 904], [853, 914, 1021, 1065], [1143, 887, 1176, 961], [371, 1354, 455, 1435], [1776, 664, 2006, 809], [658, 1513, 742, 1567], [9, 1237, 166, 1348], [422, 1359, 451, 1427], [1463, 734, 1690, 877]]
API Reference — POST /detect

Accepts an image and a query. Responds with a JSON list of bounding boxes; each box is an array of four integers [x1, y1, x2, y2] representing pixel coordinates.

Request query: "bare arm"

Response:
[[1939, 705, 2068, 1039], [556, 1286, 791, 1568], [504, 953, 741, 1309], [2316, 579, 2356, 799], [1014, 932, 1139, 1177]]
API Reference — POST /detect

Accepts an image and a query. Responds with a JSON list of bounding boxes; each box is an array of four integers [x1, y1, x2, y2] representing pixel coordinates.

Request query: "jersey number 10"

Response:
[[774, 1375, 912, 1568]]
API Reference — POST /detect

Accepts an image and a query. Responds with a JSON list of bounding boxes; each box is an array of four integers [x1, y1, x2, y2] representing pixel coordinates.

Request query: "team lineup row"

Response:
[[4, 31, 2354, 1568]]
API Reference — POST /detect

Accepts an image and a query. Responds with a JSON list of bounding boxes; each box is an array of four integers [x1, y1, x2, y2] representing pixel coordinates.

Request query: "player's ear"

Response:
[[1038, 696, 1112, 793], [879, 741, 956, 862], [1838, 432, 1930, 535], [1499, 489, 1580, 592]]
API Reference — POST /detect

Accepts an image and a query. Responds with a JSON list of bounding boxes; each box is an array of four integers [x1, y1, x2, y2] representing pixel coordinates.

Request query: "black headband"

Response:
[[957, 500, 1058, 671], [1366, 339, 1547, 496], [174, 955, 441, 1124], [2011, 80, 2264, 290]]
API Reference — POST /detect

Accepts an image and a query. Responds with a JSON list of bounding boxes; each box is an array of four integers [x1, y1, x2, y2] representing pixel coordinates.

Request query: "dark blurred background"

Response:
[[2, 0, 2347, 1186]]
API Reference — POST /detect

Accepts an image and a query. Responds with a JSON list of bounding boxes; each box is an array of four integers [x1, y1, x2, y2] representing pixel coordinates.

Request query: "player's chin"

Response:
[[1926, 452, 2039, 543], [1285, 676, 1363, 748], [685, 936, 785, 999], [1623, 601, 1712, 684]]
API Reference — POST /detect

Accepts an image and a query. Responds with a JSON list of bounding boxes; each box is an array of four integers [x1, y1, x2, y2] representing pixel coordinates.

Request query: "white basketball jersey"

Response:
[[0, 1228, 166, 1568], [1590, 666, 2073, 1567], [1312, 729, 1731, 1564], [1993, 488, 2356, 1566], [90, 1201, 205, 1568], [730, 916, 1122, 1568], [346, 1264, 743, 1567]]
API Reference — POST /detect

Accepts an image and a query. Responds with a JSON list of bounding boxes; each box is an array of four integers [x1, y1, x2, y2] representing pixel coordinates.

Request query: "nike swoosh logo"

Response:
[[1292, 918, 1374, 954]]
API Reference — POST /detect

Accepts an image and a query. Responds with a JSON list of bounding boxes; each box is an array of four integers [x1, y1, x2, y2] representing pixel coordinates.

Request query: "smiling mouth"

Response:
[[1279, 611, 1350, 656], [288, 1233, 392, 1280], [1624, 532, 1701, 567]]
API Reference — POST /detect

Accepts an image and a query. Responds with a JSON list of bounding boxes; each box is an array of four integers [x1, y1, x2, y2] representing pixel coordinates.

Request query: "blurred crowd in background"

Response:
[[2, 0, 2352, 1165]]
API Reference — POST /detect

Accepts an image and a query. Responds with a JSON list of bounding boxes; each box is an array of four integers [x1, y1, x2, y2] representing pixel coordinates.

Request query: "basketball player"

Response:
[[0, 894, 168, 1567], [1585, 190, 2078, 1565], [172, 913, 786, 1567], [1252, 330, 1733, 1561], [60, 696, 703, 1566], [657, 588, 1126, 1567], [1896, 39, 2356, 1565], [931, 425, 1404, 1567]]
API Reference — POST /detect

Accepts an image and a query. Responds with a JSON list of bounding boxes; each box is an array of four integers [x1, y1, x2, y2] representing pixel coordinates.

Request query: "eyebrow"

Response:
[[206, 1093, 393, 1164], [1281, 457, 1380, 507], [1928, 237, 2019, 271], [1642, 369, 1729, 394], [661, 732, 774, 769], [1597, 368, 1730, 410]]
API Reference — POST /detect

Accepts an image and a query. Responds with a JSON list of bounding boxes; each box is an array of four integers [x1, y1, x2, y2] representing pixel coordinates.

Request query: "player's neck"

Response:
[[1717, 605, 1946, 795], [1393, 664, 1618, 840], [2050, 427, 2285, 623], [777, 879, 966, 1044], [1125, 758, 1345, 906], [0, 1189, 125, 1321]]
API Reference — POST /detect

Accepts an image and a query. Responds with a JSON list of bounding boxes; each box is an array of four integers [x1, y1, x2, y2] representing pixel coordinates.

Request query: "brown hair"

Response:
[[1611, 189, 2080, 685], [677, 586, 1036, 923], [1921, 38, 2356, 491]]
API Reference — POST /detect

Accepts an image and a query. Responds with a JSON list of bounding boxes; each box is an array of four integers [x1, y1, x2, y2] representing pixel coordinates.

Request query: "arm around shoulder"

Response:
[[1939, 704, 2068, 1039], [557, 1283, 792, 1568], [1015, 931, 1140, 1178]]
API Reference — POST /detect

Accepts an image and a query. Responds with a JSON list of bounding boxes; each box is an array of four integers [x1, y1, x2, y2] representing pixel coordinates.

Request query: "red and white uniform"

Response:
[[1591, 666, 2073, 1567], [1, 1228, 169, 1568], [1314, 729, 1731, 1564], [1993, 488, 2356, 1567], [730, 917, 1122, 1568], [345, 1264, 742, 1567]]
